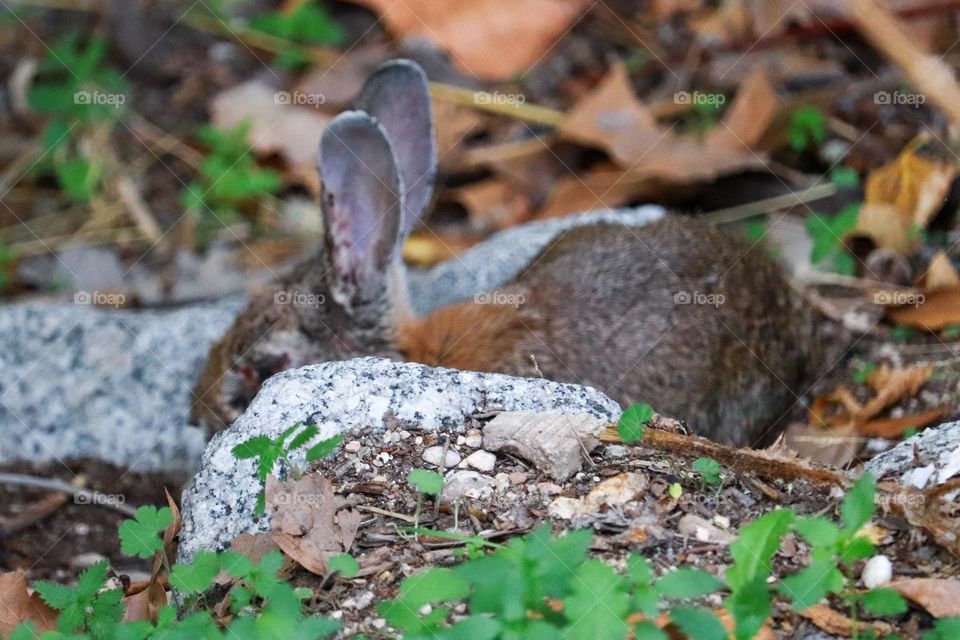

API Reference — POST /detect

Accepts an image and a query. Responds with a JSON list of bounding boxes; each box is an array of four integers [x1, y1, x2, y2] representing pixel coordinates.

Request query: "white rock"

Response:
[[441, 471, 494, 502], [867, 422, 960, 487], [423, 446, 461, 468], [178, 357, 618, 563], [462, 450, 497, 472], [344, 440, 362, 453], [464, 429, 483, 448], [862, 555, 893, 588]]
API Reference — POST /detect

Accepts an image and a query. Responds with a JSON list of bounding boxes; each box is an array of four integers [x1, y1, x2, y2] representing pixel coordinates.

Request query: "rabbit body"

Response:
[[192, 60, 818, 446]]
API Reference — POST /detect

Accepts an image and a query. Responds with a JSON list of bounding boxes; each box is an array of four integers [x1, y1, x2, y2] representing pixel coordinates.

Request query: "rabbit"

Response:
[[192, 59, 820, 448]]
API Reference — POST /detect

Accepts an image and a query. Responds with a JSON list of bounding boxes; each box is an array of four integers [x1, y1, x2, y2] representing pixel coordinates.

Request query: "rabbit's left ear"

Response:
[[355, 59, 437, 237]]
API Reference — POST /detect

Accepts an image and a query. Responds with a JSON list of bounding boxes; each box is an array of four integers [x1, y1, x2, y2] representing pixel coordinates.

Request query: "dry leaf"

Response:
[[229, 532, 282, 566], [536, 164, 640, 219], [706, 65, 779, 151], [454, 179, 531, 230], [858, 405, 950, 438], [267, 474, 359, 576], [210, 80, 330, 190], [0, 572, 58, 635], [890, 578, 960, 617], [888, 286, 960, 330], [857, 148, 955, 254], [343, 0, 591, 81], [800, 603, 894, 636], [783, 420, 861, 467], [921, 251, 960, 291], [122, 580, 166, 623], [859, 364, 932, 420]]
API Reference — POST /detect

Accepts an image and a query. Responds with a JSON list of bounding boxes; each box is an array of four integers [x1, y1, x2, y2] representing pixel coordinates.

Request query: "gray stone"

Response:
[[0, 298, 244, 473], [865, 420, 960, 487], [461, 450, 496, 472], [441, 470, 494, 502], [422, 446, 461, 468], [177, 357, 619, 563]]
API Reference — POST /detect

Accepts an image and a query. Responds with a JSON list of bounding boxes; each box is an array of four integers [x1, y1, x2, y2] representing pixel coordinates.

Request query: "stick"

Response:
[[0, 472, 138, 517]]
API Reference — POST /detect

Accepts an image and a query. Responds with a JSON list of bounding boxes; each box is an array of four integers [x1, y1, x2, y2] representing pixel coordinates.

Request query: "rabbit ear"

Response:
[[318, 110, 403, 310], [355, 59, 437, 237]]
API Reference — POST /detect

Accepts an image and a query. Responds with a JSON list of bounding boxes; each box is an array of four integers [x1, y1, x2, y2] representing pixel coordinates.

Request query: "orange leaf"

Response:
[[857, 405, 950, 438], [891, 578, 960, 617], [887, 286, 960, 330]]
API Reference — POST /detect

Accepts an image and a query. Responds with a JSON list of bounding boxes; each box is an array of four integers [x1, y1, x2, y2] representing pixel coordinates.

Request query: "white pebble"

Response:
[[423, 446, 461, 467], [462, 450, 497, 472], [862, 555, 893, 588], [344, 440, 362, 453], [464, 429, 483, 448]]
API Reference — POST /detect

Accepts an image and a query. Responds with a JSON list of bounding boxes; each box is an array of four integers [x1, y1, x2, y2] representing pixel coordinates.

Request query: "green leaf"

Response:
[[6, 623, 37, 640], [923, 617, 960, 640], [831, 166, 860, 188], [618, 403, 653, 443], [118, 505, 173, 559], [726, 576, 771, 640], [327, 553, 359, 578], [860, 588, 907, 616], [232, 435, 274, 459], [563, 560, 631, 640], [399, 567, 470, 608], [852, 362, 877, 384], [442, 615, 502, 640], [726, 509, 794, 591], [169, 551, 222, 594], [839, 535, 875, 564], [633, 621, 669, 640], [779, 559, 844, 610], [692, 457, 722, 485], [794, 516, 841, 548], [286, 423, 318, 451], [626, 553, 653, 586], [407, 469, 444, 495], [669, 606, 728, 640], [306, 434, 344, 461], [789, 106, 827, 152], [655, 568, 723, 599], [841, 473, 876, 532], [54, 155, 103, 201]]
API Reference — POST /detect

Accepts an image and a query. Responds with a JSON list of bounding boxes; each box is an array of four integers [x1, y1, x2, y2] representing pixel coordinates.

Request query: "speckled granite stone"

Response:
[[0, 206, 662, 473], [407, 205, 665, 314], [865, 420, 960, 486], [177, 357, 620, 562], [0, 298, 245, 473]]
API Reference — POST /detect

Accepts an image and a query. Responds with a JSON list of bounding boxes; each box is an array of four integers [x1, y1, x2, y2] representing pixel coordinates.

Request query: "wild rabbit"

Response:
[[192, 59, 819, 447]]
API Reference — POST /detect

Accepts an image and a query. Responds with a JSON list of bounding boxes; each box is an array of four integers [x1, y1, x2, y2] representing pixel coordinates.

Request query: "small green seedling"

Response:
[[852, 362, 877, 384], [692, 457, 723, 489], [118, 505, 173, 559], [248, 0, 344, 68], [831, 166, 860, 188], [618, 402, 654, 443], [232, 422, 344, 514], [789, 105, 828, 152], [806, 204, 859, 275]]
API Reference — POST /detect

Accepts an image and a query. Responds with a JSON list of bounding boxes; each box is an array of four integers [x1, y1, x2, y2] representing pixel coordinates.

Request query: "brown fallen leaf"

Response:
[[122, 579, 166, 623], [858, 405, 951, 438], [267, 474, 360, 576], [887, 286, 960, 330], [535, 164, 641, 219], [890, 578, 960, 617], [454, 179, 531, 231], [783, 420, 861, 468], [706, 65, 779, 151], [800, 603, 894, 637], [856, 148, 955, 254], [0, 571, 58, 635], [343, 0, 592, 81], [921, 251, 960, 291]]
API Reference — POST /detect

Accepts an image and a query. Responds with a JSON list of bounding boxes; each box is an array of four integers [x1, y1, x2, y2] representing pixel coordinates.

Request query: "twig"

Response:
[[428, 83, 565, 126], [0, 492, 67, 538], [0, 472, 138, 517], [705, 183, 837, 225]]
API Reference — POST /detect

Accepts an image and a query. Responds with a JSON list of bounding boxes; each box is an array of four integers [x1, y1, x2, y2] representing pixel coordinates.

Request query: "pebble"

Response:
[[441, 471, 495, 501], [344, 440, 362, 453], [862, 555, 893, 588], [464, 429, 483, 448], [462, 450, 497, 472], [423, 446, 462, 468]]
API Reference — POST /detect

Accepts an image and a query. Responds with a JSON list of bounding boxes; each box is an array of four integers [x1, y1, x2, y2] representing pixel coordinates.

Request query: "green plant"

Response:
[[0, 240, 12, 288], [181, 122, 282, 241], [890, 325, 918, 342], [789, 106, 828, 152], [28, 33, 128, 202], [691, 457, 723, 489], [618, 402, 654, 443], [248, 1, 344, 69], [232, 422, 344, 514], [831, 166, 860, 188], [852, 362, 877, 384], [806, 204, 859, 275]]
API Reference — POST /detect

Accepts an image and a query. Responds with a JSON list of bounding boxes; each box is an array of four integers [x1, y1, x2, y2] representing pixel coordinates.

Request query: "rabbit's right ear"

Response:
[[355, 59, 437, 237], [318, 111, 403, 311]]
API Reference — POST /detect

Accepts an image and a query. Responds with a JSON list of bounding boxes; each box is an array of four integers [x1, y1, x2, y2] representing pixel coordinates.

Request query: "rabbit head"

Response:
[[192, 59, 437, 431]]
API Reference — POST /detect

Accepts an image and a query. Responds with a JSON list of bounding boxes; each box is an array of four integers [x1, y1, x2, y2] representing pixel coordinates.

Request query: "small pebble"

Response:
[[509, 472, 529, 485], [464, 429, 483, 448], [713, 515, 730, 529], [462, 450, 497, 472], [377, 451, 392, 464], [344, 440, 362, 453], [862, 555, 893, 588], [423, 446, 461, 467]]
